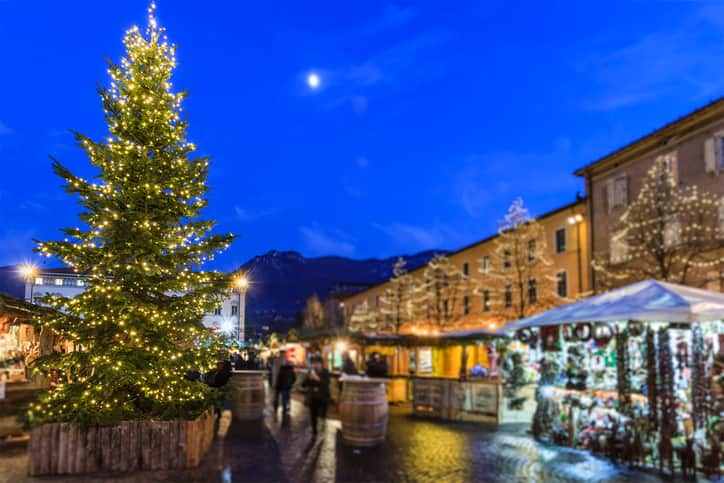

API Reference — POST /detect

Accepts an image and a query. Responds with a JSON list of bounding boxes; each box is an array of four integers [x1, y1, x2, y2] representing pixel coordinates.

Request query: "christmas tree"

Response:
[[592, 156, 722, 288], [28, 4, 235, 427], [415, 254, 477, 330]]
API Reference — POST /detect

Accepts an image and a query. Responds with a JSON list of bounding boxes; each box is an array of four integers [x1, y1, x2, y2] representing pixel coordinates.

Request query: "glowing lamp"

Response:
[[19, 264, 38, 279]]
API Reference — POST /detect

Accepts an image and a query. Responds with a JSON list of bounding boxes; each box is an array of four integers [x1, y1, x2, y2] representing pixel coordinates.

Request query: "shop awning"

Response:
[[505, 279, 724, 331]]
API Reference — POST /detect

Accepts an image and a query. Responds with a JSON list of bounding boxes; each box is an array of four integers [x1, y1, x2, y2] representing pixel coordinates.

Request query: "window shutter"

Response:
[[621, 174, 629, 206], [705, 138, 716, 173], [719, 198, 724, 237]]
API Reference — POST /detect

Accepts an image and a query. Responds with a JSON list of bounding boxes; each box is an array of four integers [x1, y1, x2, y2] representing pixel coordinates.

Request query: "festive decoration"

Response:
[[615, 327, 632, 415], [28, 4, 234, 428], [592, 156, 722, 288], [502, 351, 527, 410], [645, 326, 658, 431], [378, 257, 413, 335], [478, 198, 563, 321], [415, 254, 477, 329], [691, 323, 709, 430], [657, 328, 676, 474]]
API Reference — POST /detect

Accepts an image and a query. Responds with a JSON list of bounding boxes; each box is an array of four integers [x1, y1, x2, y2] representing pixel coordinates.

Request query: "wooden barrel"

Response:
[[229, 370, 266, 420], [339, 377, 389, 447]]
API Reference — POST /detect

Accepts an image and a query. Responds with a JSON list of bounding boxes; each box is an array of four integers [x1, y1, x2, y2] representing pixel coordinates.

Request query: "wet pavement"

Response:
[[0, 396, 711, 483]]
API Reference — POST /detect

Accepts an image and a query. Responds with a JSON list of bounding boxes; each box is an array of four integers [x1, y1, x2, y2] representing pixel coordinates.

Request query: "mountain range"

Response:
[[239, 249, 445, 332]]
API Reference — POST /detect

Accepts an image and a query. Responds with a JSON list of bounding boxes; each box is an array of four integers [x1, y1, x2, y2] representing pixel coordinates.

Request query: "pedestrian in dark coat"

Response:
[[302, 356, 331, 438], [274, 359, 296, 415]]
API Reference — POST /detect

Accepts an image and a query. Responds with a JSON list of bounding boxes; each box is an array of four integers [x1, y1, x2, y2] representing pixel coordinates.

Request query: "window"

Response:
[[63, 278, 75, 287], [719, 198, 724, 237], [555, 228, 566, 253], [528, 278, 537, 304], [658, 152, 678, 184], [76, 279, 85, 287], [503, 249, 511, 269], [214, 306, 222, 316], [481, 256, 490, 274], [610, 230, 628, 263], [443, 300, 449, 316], [556, 271, 567, 298], [527, 239, 536, 262], [482, 290, 490, 312], [375, 295, 380, 307], [231, 305, 239, 316], [704, 135, 724, 172], [55, 278, 63, 286], [463, 295, 470, 315], [462, 262, 469, 278], [504, 285, 512, 308], [34, 277, 43, 285], [605, 175, 629, 212]]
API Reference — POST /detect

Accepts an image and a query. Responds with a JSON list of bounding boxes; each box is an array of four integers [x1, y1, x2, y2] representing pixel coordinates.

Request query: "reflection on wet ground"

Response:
[[0, 398, 699, 482]]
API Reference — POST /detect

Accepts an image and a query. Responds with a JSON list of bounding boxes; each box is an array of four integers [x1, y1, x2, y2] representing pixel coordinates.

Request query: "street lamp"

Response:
[[233, 274, 249, 341], [19, 264, 38, 303]]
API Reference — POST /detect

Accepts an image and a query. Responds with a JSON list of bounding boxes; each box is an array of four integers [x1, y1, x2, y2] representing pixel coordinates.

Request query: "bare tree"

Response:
[[479, 198, 561, 321], [592, 157, 723, 288], [302, 294, 325, 329], [415, 254, 477, 330], [347, 300, 378, 333], [378, 257, 412, 335]]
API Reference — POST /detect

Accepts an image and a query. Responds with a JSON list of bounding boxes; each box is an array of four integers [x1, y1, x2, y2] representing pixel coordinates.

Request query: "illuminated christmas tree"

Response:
[[415, 254, 477, 329], [28, 4, 235, 427], [592, 157, 722, 288]]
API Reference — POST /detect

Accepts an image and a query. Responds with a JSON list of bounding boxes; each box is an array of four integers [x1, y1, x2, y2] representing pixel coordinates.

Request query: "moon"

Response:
[[307, 72, 320, 89]]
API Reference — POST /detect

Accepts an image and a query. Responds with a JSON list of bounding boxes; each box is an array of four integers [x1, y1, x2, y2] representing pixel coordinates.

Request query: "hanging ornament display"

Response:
[[616, 327, 632, 415], [628, 320, 644, 337], [541, 325, 560, 351], [691, 323, 709, 430], [594, 323, 614, 346], [658, 327, 676, 473], [573, 323, 592, 342], [646, 326, 658, 431]]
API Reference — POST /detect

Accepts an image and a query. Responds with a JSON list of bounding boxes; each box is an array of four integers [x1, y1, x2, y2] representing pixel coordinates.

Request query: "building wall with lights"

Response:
[[341, 199, 589, 332], [575, 97, 724, 292], [22, 268, 246, 339]]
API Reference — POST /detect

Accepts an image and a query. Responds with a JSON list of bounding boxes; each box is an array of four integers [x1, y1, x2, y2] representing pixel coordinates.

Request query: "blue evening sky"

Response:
[[1, 1, 723, 270]]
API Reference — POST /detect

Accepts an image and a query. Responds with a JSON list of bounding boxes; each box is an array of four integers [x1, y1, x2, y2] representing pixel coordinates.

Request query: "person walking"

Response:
[[302, 356, 331, 438], [274, 358, 296, 415]]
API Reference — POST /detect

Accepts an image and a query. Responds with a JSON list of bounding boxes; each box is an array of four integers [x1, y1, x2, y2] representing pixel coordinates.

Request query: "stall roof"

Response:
[[505, 280, 724, 331]]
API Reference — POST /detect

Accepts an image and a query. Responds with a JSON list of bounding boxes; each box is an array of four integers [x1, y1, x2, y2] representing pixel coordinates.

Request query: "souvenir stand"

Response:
[[408, 328, 538, 425], [0, 294, 55, 440], [506, 280, 724, 478]]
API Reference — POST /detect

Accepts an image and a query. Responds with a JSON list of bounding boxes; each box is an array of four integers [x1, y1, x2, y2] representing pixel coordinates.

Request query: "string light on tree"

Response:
[[29, 4, 235, 428]]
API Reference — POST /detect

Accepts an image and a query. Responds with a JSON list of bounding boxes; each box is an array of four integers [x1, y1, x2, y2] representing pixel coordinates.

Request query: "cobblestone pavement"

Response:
[[0, 396, 708, 483]]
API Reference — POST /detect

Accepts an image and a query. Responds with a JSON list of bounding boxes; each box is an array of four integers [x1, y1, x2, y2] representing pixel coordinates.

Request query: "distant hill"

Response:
[[239, 249, 446, 332]]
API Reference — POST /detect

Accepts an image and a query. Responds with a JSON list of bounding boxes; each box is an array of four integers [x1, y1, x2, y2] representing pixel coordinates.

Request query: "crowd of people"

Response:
[[196, 348, 389, 439]]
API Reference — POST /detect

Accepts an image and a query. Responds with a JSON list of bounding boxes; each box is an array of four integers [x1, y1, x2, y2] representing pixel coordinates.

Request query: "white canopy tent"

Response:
[[505, 279, 724, 332]]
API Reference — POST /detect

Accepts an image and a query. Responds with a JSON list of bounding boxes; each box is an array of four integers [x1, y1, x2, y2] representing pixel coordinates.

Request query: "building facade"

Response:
[[21, 268, 247, 340], [575, 98, 724, 292], [342, 199, 590, 332]]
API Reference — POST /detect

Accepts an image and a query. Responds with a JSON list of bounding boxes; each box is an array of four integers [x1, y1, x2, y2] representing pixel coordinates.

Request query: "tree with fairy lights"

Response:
[[479, 198, 561, 322], [378, 257, 413, 335], [28, 4, 235, 427], [415, 254, 477, 330], [592, 157, 723, 288]]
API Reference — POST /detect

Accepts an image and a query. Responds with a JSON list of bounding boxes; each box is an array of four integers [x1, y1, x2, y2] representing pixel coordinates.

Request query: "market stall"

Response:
[[505, 280, 724, 478]]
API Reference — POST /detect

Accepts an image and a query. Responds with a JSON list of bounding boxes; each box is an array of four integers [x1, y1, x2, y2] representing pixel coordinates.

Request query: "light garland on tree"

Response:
[[592, 158, 723, 288], [27, 3, 235, 428]]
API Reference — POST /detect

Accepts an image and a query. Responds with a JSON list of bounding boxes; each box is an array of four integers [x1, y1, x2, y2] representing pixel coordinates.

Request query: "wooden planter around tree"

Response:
[[27, 409, 214, 476]]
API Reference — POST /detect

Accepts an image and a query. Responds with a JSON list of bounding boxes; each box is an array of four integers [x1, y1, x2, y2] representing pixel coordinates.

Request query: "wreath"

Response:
[[573, 323, 592, 341], [516, 328, 534, 344], [593, 323, 613, 346]]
